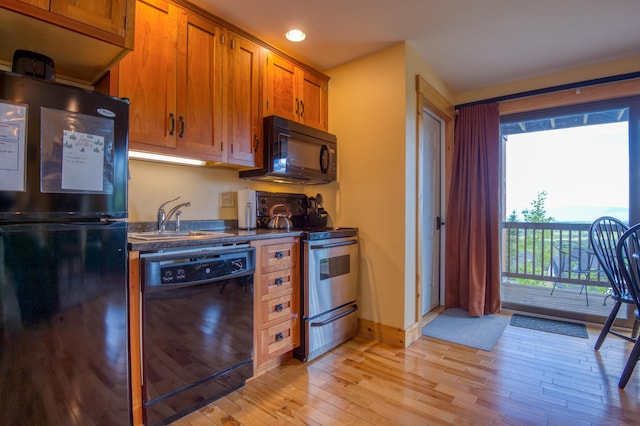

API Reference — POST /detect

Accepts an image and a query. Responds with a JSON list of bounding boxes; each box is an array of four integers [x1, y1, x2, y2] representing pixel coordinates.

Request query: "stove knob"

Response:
[[231, 259, 243, 271]]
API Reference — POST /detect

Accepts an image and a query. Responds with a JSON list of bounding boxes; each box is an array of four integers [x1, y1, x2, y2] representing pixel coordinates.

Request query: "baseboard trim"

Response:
[[357, 306, 447, 348], [358, 318, 421, 348]]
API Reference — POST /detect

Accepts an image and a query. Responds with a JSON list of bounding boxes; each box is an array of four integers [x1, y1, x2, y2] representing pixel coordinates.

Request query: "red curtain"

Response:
[[445, 103, 501, 317]]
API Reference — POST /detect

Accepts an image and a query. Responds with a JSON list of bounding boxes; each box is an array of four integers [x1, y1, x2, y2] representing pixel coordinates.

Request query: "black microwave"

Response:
[[239, 116, 337, 184]]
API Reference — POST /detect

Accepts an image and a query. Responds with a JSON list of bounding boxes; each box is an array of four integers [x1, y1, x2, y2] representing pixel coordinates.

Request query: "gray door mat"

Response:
[[510, 314, 588, 338]]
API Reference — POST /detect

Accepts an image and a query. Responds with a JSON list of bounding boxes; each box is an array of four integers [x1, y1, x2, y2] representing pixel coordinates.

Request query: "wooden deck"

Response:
[[502, 280, 630, 321]]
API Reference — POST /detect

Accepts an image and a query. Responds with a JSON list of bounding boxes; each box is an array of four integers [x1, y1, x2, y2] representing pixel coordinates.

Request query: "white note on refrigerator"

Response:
[[0, 101, 27, 192], [61, 130, 105, 192]]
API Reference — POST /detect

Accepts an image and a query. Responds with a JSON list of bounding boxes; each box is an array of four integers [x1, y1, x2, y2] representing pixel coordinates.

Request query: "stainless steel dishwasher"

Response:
[[140, 244, 255, 425]]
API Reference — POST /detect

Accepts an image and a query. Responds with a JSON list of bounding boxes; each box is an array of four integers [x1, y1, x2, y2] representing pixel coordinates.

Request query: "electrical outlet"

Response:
[[221, 192, 235, 208]]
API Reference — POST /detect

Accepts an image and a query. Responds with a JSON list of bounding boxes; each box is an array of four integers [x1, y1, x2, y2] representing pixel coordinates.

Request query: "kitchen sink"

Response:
[[128, 230, 234, 241]]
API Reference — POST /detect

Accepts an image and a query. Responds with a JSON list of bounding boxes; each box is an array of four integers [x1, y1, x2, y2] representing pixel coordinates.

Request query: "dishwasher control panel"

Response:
[[142, 246, 255, 288]]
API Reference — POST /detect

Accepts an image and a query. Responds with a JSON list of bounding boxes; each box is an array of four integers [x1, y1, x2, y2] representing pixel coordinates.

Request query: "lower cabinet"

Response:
[[251, 237, 300, 375]]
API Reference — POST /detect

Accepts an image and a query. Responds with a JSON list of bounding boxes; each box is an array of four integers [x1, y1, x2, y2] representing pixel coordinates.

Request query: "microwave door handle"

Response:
[[320, 144, 329, 173]]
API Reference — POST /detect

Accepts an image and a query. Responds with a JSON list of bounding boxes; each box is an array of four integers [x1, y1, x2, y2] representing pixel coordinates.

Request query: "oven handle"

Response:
[[310, 304, 358, 327], [309, 240, 358, 250]]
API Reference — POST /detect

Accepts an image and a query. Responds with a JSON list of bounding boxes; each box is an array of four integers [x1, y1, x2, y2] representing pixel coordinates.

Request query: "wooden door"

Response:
[[118, 0, 180, 151], [50, 0, 128, 37], [178, 13, 224, 161], [226, 33, 261, 166], [264, 52, 297, 122], [299, 71, 328, 131]]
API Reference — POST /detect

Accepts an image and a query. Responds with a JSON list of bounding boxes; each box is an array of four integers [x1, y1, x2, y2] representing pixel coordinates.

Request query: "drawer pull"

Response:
[[275, 332, 283, 341], [275, 277, 283, 286], [275, 251, 283, 259], [275, 303, 283, 312]]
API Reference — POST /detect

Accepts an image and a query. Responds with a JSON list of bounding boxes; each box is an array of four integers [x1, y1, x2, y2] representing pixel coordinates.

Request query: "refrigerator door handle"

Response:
[[310, 304, 358, 327]]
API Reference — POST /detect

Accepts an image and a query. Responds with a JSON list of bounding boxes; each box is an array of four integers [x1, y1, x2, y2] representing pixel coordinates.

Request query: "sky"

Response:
[[504, 121, 628, 223]]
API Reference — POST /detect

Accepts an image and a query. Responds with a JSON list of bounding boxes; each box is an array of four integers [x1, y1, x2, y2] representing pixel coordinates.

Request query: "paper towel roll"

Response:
[[237, 189, 256, 229]]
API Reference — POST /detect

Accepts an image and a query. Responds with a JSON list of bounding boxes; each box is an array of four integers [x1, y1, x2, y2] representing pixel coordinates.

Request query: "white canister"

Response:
[[237, 189, 256, 229]]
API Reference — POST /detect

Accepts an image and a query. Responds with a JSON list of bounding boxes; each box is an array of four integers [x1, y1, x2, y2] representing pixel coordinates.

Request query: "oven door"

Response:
[[305, 237, 358, 318]]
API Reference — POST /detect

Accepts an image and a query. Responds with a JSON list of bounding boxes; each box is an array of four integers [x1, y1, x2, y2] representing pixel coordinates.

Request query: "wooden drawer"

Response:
[[257, 269, 295, 298], [261, 291, 296, 324], [260, 242, 296, 273], [260, 317, 300, 358]]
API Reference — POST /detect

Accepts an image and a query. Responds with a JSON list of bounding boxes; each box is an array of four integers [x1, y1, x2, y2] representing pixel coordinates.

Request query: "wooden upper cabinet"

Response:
[[178, 13, 224, 162], [115, 0, 262, 166], [49, 0, 128, 37], [117, 0, 180, 152], [16, 0, 49, 9], [299, 71, 328, 131], [225, 32, 262, 167], [263, 51, 328, 131], [1, 0, 134, 84]]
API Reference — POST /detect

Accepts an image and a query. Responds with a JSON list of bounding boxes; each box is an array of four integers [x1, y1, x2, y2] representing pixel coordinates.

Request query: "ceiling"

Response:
[[188, 0, 640, 93]]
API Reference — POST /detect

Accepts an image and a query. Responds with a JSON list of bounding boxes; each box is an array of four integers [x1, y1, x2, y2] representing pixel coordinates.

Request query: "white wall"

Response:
[[127, 159, 338, 223], [327, 44, 408, 329]]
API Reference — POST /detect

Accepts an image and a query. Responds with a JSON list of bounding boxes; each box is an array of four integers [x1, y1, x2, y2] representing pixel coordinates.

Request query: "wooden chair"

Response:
[[614, 223, 640, 388], [590, 216, 638, 350]]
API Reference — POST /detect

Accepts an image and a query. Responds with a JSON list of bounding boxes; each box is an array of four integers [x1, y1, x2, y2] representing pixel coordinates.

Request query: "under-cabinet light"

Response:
[[128, 150, 206, 166], [285, 29, 306, 42]]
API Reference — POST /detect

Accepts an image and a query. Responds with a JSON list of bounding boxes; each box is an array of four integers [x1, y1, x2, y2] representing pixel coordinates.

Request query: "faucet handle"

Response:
[[158, 196, 180, 212]]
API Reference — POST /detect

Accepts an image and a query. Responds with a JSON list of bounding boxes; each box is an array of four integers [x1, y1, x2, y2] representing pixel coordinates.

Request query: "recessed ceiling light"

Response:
[[285, 29, 306, 42]]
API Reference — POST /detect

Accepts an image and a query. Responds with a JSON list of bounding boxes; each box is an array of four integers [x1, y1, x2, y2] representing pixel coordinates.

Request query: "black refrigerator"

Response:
[[0, 70, 131, 425]]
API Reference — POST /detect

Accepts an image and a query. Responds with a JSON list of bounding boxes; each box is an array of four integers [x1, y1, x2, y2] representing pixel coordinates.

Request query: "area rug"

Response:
[[421, 308, 509, 351], [509, 314, 588, 338]]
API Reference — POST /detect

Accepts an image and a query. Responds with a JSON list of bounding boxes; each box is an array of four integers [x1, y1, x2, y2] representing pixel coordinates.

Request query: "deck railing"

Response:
[[502, 221, 609, 288]]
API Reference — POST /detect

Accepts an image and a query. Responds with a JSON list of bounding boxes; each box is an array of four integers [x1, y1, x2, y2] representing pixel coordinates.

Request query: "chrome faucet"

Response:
[[157, 197, 191, 232]]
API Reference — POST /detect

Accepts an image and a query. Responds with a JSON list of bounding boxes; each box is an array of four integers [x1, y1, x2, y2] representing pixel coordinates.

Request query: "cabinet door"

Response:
[[299, 71, 328, 131], [50, 0, 128, 37], [263, 52, 297, 122], [226, 33, 261, 166], [17, 0, 49, 9], [118, 0, 180, 150], [178, 14, 224, 161], [264, 51, 329, 131]]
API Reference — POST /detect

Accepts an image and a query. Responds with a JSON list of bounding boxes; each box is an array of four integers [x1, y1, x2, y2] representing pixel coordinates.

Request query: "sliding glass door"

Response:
[[500, 96, 640, 324]]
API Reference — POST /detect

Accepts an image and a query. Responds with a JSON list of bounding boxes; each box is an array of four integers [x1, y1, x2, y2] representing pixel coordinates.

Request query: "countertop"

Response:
[[127, 220, 303, 251]]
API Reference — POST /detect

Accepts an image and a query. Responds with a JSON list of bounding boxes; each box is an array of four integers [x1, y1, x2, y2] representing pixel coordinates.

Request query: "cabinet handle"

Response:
[[230, 38, 236, 49], [179, 116, 184, 138], [275, 332, 283, 341], [275, 303, 283, 312], [275, 251, 283, 259], [221, 34, 225, 45], [275, 277, 283, 286], [300, 100, 304, 117], [169, 113, 175, 135], [253, 134, 259, 152], [221, 141, 224, 152]]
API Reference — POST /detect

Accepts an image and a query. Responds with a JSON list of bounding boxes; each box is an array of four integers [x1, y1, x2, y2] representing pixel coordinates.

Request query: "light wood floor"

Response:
[[172, 313, 640, 425]]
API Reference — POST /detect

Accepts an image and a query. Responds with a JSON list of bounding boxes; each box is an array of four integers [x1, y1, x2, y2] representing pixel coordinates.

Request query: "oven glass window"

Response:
[[319, 254, 350, 280]]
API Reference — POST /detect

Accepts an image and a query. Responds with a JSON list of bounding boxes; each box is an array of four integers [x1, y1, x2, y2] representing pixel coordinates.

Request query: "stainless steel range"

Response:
[[256, 191, 359, 362]]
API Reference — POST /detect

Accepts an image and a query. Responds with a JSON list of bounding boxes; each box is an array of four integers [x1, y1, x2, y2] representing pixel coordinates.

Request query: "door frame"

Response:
[[416, 76, 455, 327]]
